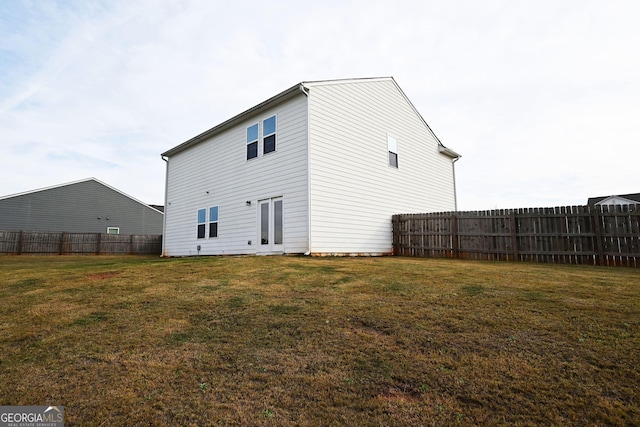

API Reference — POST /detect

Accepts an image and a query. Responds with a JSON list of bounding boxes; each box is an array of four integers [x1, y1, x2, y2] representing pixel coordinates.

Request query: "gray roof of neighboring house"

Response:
[[0, 178, 163, 234], [587, 193, 640, 206]]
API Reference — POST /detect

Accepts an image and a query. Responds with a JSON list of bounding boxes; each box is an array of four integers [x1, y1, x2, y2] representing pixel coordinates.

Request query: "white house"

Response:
[[160, 77, 460, 256], [588, 193, 640, 207]]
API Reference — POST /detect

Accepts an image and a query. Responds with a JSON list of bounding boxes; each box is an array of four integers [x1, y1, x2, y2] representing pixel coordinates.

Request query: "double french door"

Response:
[[258, 197, 283, 254]]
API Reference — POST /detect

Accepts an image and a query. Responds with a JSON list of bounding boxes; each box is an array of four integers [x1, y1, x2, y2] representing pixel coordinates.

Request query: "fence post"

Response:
[[96, 233, 102, 255], [59, 232, 66, 255], [510, 211, 518, 261], [17, 230, 24, 255], [392, 216, 399, 255], [592, 206, 605, 266], [450, 213, 459, 258]]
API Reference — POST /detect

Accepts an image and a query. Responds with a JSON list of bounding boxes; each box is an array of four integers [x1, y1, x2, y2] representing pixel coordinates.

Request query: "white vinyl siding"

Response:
[[163, 95, 308, 256], [306, 78, 456, 254], [162, 77, 458, 257]]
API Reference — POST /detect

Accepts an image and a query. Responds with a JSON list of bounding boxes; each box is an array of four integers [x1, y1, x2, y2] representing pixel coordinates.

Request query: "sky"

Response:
[[1, 0, 639, 211]]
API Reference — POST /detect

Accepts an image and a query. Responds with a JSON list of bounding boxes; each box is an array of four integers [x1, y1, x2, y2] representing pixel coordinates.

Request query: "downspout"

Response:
[[299, 84, 311, 255], [161, 155, 169, 257], [452, 156, 460, 212], [438, 145, 461, 212]]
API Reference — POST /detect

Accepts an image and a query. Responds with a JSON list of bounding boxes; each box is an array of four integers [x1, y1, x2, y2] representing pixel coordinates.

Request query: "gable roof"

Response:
[[587, 193, 640, 206], [161, 77, 460, 159], [0, 177, 164, 214]]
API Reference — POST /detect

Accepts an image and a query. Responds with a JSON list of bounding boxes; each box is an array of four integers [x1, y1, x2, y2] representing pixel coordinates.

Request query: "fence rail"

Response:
[[392, 204, 640, 267], [0, 231, 162, 255]]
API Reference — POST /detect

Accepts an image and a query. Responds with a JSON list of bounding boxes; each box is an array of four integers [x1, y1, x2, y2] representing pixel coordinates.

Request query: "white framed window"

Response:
[[388, 135, 398, 168], [247, 123, 259, 160], [197, 208, 206, 239], [106, 227, 120, 235], [209, 206, 219, 238], [246, 115, 278, 160], [263, 115, 277, 154]]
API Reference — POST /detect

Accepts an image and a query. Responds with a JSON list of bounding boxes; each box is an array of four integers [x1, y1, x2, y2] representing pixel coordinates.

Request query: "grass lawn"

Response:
[[0, 255, 638, 426]]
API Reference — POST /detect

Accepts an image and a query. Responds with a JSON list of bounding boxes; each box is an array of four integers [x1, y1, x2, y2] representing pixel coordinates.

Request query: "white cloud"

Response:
[[1, 0, 639, 209]]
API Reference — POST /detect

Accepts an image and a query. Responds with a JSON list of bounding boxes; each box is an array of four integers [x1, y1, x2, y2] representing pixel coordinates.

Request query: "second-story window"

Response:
[[209, 206, 219, 238], [263, 115, 277, 154], [247, 123, 259, 160], [388, 135, 398, 168]]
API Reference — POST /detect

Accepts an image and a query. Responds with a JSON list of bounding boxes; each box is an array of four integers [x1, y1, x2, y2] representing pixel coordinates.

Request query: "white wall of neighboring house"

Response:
[[595, 196, 638, 206]]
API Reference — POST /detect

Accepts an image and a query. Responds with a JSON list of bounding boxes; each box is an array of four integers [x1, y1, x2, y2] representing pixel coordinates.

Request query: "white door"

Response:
[[258, 197, 284, 254]]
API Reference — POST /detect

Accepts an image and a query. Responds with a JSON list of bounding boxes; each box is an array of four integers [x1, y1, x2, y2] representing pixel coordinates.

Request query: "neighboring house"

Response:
[[161, 77, 460, 256], [588, 193, 640, 207], [0, 178, 164, 234]]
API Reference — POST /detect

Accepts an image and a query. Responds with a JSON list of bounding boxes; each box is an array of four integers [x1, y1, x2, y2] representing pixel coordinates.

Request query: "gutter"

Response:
[[161, 155, 169, 256], [438, 146, 461, 211], [161, 83, 304, 158], [438, 145, 461, 159], [299, 84, 312, 255]]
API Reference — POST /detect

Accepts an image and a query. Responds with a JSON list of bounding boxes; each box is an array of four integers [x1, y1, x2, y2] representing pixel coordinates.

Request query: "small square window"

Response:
[[106, 227, 119, 235]]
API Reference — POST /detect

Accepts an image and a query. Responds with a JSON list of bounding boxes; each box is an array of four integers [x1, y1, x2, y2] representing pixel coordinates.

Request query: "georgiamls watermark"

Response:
[[0, 406, 64, 427]]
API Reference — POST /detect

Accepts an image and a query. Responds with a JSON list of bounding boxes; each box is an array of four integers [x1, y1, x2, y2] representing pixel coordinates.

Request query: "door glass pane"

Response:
[[260, 203, 269, 244], [274, 200, 283, 245]]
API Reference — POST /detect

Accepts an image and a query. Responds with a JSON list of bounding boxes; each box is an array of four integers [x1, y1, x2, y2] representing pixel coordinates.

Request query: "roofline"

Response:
[[302, 76, 394, 87], [438, 145, 462, 159], [385, 78, 460, 157], [0, 177, 98, 201], [307, 76, 460, 158], [0, 177, 164, 214], [161, 83, 305, 157], [161, 76, 460, 159], [161, 77, 396, 158], [588, 194, 640, 205]]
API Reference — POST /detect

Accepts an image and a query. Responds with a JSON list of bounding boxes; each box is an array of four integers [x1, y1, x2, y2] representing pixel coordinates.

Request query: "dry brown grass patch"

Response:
[[0, 255, 638, 425]]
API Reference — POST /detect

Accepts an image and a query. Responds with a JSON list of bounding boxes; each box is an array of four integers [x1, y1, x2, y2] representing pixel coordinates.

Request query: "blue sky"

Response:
[[1, 0, 639, 210]]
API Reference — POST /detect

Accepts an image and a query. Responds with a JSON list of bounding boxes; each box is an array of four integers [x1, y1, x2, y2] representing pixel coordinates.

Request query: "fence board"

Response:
[[0, 231, 162, 255], [393, 204, 640, 267]]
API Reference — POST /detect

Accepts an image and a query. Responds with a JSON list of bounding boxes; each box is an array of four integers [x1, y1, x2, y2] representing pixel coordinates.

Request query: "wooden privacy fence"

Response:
[[393, 204, 640, 267], [0, 231, 162, 255]]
